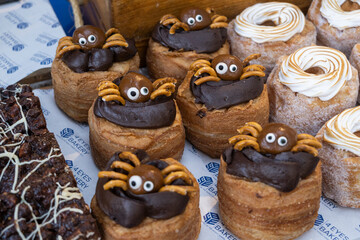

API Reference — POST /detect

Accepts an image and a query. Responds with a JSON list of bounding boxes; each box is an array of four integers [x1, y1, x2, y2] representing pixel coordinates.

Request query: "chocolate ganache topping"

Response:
[[57, 25, 137, 73], [223, 147, 319, 192], [224, 122, 322, 192], [94, 73, 177, 129], [96, 151, 192, 228], [191, 75, 264, 110], [152, 23, 227, 53]]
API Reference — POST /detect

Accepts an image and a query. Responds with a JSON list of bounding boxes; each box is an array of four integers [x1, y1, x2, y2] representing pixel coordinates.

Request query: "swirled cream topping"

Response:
[[320, 0, 360, 30], [234, 2, 305, 43], [324, 106, 360, 156], [279, 46, 352, 101]]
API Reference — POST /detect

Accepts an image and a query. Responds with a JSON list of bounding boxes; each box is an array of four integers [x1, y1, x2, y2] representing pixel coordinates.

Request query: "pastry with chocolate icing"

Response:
[[218, 122, 322, 240], [316, 106, 360, 208], [268, 45, 359, 135], [51, 25, 140, 122], [146, 7, 230, 83], [228, 2, 316, 77], [308, 0, 360, 58], [91, 151, 201, 240], [88, 72, 185, 169], [176, 54, 269, 158]]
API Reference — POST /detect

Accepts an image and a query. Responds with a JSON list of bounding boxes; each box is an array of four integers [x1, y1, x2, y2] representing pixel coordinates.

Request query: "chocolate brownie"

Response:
[[0, 84, 100, 239]]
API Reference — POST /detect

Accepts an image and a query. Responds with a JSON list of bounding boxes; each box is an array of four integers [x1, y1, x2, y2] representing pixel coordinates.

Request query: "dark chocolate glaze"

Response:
[[95, 151, 189, 228], [223, 147, 319, 192], [61, 38, 137, 73], [93, 96, 176, 129], [191, 75, 264, 110], [151, 23, 227, 53]]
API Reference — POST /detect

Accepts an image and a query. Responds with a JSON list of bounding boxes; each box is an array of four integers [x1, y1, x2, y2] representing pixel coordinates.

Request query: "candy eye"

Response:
[[215, 62, 228, 75], [196, 15, 203, 22], [79, 37, 87, 45], [127, 87, 140, 101], [230, 64, 238, 73], [143, 181, 154, 192], [187, 17, 195, 25], [88, 35, 96, 43], [265, 133, 276, 143], [129, 175, 142, 190], [140, 87, 149, 96], [278, 136, 288, 146]]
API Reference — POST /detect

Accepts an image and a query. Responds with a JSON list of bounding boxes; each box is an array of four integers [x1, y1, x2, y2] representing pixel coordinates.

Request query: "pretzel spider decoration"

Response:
[[56, 25, 128, 59], [97, 72, 177, 105], [228, 122, 322, 157], [160, 7, 228, 34], [190, 54, 266, 85], [98, 152, 196, 196]]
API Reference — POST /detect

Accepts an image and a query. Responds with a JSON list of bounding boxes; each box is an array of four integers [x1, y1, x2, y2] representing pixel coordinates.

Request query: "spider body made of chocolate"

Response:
[[190, 54, 266, 85], [55, 25, 128, 59], [96, 72, 177, 105], [229, 122, 322, 156], [98, 152, 196, 196], [160, 7, 228, 34]]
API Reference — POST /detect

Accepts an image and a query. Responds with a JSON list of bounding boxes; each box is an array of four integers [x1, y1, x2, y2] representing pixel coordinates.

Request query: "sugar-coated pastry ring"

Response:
[[91, 157, 201, 240], [218, 154, 322, 240], [227, 2, 316, 77], [88, 100, 185, 170], [52, 55, 140, 122], [146, 39, 230, 82], [316, 106, 360, 208], [267, 50, 359, 136], [307, 0, 360, 57], [176, 70, 269, 158], [349, 44, 360, 104]]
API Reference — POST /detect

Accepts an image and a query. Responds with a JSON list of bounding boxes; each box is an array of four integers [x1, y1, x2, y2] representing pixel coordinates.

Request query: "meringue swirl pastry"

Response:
[[279, 46, 352, 101], [227, 2, 316, 77], [316, 106, 360, 208], [234, 2, 305, 43]]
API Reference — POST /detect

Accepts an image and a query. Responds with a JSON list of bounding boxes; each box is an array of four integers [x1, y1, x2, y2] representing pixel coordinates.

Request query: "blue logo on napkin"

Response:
[[47, 39, 57, 46], [60, 128, 74, 138], [204, 212, 220, 225], [21, 2, 33, 9], [314, 214, 324, 227], [7, 66, 18, 74], [197, 176, 213, 187], [65, 160, 73, 168], [17, 22, 29, 29], [206, 162, 220, 173], [12, 44, 24, 52], [40, 58, 52, 65]]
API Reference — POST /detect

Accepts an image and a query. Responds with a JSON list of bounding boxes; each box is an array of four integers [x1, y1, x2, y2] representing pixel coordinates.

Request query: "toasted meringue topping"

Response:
[[234, 2, 305, 43], [320, 0, 360, 30], [279, 46, 352, 101], [324, 106, 360, 156]]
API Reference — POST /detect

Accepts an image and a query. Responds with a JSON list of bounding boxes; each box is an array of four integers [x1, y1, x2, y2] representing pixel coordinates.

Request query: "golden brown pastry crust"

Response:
[[51, 54, 140, 122], [307, 0, 360, 57], [218, 155, 322, 240], [88, 100, 185, 170], [146, 39, 230, 83], [267, 56, 359, 136], [91, 158, 201, 240], [316, 126, 360, 208], [227, 19, 316, 77], [176, 70, 269, 158], [349, 44, 360, 104]]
